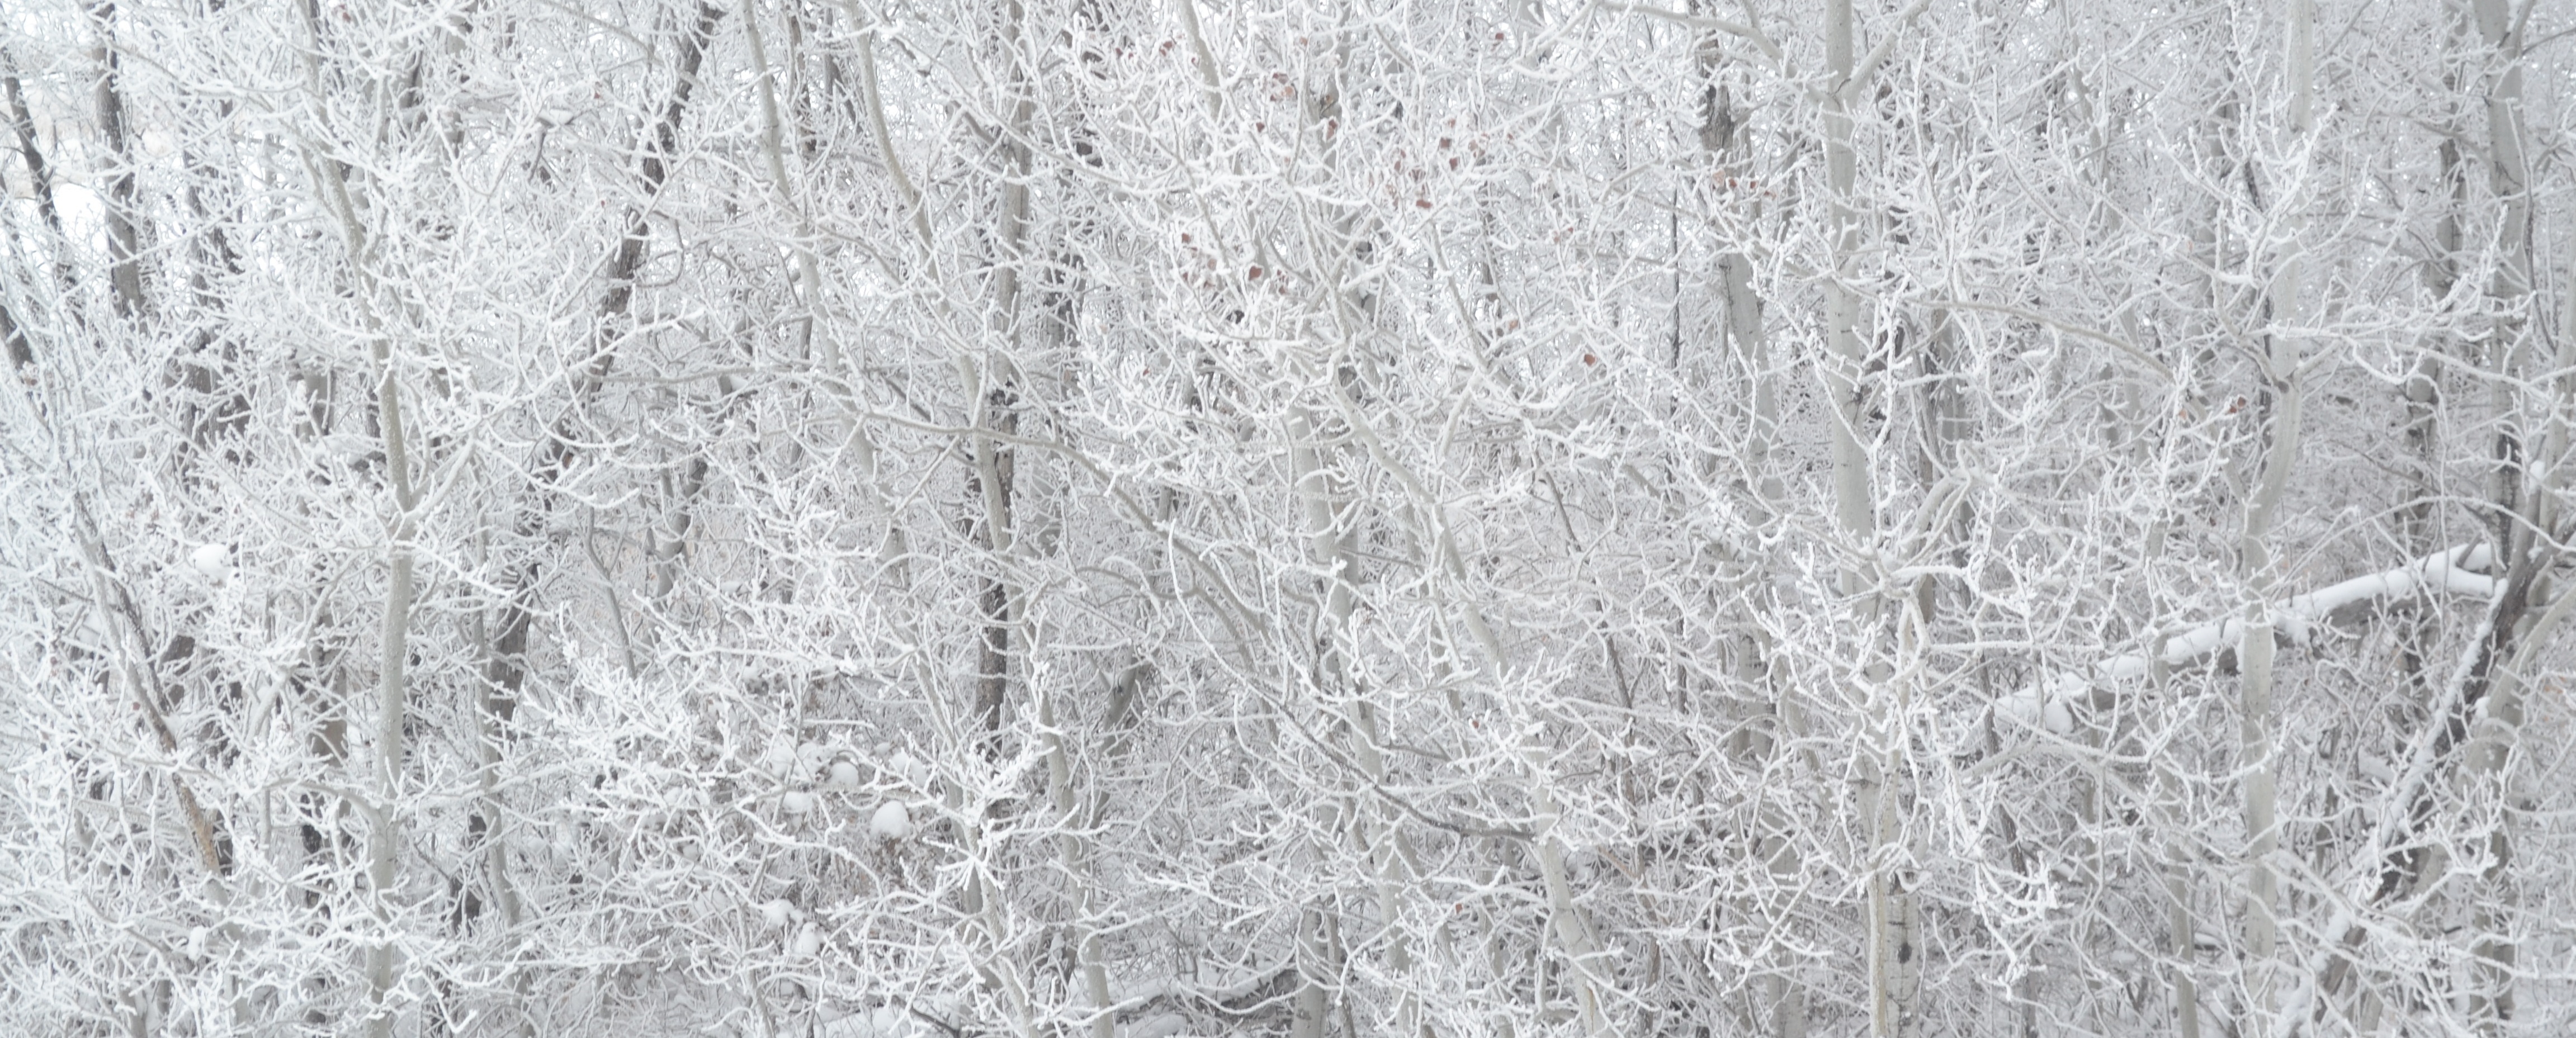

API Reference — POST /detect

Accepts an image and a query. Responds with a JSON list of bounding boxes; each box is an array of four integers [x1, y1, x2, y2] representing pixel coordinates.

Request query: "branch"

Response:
[[2005, 544, 2496, 732], [1837, 0, 1936, 102], [1924, 297, 2175, 383]]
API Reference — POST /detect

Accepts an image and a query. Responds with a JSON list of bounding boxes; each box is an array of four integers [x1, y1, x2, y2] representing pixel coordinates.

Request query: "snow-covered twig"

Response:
[[2003, 544, 2495, 733]]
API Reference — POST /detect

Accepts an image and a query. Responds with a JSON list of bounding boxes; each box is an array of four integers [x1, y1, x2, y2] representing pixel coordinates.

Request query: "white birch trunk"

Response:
[[2464, 2, 2531, 1026], [2230, 3, 2312, 1025], [1823, 4, 1896, 1033]]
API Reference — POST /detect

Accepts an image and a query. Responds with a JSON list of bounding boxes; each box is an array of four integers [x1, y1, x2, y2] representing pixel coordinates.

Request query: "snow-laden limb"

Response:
[[1998, 675, 2086, 735], [2003, 545, 2494, 733]]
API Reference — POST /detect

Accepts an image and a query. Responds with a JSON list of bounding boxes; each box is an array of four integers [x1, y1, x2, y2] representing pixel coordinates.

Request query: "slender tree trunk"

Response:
[[2230, 4, 2312, 1026], [2157, 654, 2204, 1038], [481, 0, 718, 719], [1290, 904, 1330, 1038], [968, 0, 1034, 757], [1821, 0, 1873, 563], [2464, 3, 2530, 1026], [88, 1, 145, 321], [17, 53, 230, 871], [1040, 678, 1114, 1038], [464, 11, 719, 1030], [1822, 4, 1900, 1035], [1689, 12, 1802, 1032]]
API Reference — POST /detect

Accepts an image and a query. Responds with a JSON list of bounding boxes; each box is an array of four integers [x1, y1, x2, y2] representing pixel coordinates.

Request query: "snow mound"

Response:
[[871, 800, 913, 840], [190, 543, 234, 584], [1998, 674, 2081, 735]]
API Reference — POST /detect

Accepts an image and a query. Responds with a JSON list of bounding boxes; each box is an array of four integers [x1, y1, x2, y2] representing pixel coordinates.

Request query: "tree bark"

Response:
[[87, 1, 145, 321]]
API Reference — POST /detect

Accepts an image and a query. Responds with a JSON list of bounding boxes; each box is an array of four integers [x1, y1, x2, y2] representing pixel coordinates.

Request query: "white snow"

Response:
[[758, 743, 800, 780], [854, 1005, 912, 1038], [791, 922, 823, 957], [870, 800, 913, 840], [1999, 674, 2081, 735], [782, 790, 816, 814], [189, 543, 233, 584], [760, 899, 793, 928], [889, 751, 926, 788], [796, 741, 833, 776], [830, 761, 862, 787]]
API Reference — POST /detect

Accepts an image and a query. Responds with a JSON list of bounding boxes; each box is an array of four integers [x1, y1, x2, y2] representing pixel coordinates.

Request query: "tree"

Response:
[[3, 1, 2573, 1036]]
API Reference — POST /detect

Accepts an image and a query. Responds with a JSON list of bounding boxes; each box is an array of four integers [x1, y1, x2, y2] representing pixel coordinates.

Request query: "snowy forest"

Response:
[[5, 0, 2576, 1035]]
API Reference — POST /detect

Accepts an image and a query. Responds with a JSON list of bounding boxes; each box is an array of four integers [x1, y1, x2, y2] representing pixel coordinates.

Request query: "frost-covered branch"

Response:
[[2006, 544, 2497, 733]]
